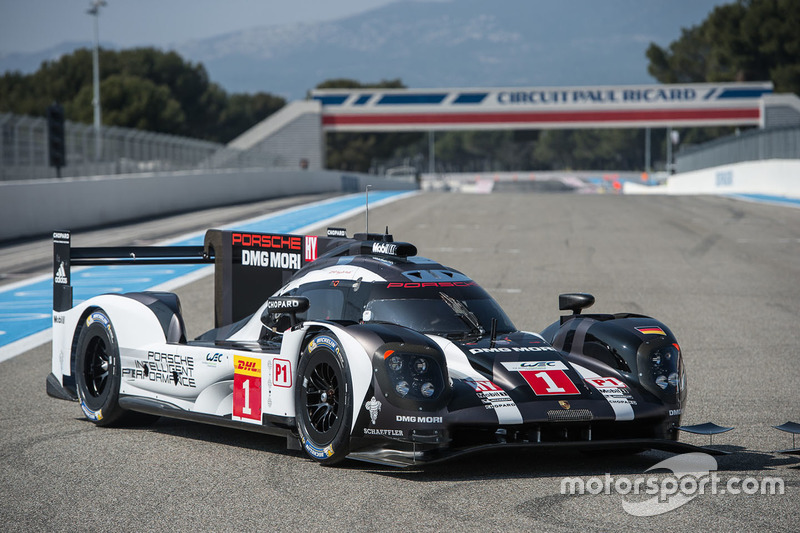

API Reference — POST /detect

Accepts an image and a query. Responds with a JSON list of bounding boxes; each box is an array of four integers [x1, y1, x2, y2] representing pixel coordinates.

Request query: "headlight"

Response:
[[395, 380, 410, 397], [637, 340, 686, 403], [388, 355, 403, 372], [373, 343, 450, 410]]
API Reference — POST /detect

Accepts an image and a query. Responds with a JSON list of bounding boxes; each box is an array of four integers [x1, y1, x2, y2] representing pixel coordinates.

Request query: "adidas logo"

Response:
[[54, 262, 68, 285]]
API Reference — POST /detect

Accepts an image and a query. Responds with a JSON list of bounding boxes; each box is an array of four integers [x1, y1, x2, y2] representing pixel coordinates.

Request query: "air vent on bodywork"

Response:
[[402, 269, 469, 283], [547, 409, 594, 422]]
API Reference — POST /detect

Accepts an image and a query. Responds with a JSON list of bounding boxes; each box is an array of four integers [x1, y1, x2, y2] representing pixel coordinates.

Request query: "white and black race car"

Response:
[[47, 227, 720, 466]]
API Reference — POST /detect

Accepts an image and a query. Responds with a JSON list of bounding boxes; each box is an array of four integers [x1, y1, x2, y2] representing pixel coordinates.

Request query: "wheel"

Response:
[[74, 309, 157, 427], [295, 333, 353, 465]]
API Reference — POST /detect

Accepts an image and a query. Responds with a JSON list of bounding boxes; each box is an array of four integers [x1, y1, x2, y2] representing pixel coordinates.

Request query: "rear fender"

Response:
[[51, 294, 172, 395]]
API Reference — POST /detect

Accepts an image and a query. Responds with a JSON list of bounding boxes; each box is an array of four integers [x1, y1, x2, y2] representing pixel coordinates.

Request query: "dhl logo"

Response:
[[234, 355, 261, 377]]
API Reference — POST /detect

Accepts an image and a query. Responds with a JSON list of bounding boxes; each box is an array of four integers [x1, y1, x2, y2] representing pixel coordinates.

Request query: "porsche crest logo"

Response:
[[559, 400, 571, 410]]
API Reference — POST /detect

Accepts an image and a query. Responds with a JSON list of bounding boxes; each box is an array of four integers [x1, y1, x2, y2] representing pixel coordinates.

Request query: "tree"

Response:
[[647, 0, 800, 95], [0, 47, 285, 143]]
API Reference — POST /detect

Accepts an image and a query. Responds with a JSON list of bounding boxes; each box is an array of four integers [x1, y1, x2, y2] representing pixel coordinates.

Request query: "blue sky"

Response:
[[0, 0, 397, 54]]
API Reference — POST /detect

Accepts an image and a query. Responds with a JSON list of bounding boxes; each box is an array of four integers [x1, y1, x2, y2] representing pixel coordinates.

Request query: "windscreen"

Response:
[[290, 280, 516, 336], [362, 282, 515, 336]]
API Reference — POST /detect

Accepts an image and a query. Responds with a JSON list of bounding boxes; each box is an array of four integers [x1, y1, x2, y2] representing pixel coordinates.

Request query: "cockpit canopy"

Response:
[[284, 277, 516, 338]]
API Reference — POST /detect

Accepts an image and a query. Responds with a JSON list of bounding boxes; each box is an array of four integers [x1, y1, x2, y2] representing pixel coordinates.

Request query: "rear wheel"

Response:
[[74, 310, 157, 426], [295, 334, 352, 465]]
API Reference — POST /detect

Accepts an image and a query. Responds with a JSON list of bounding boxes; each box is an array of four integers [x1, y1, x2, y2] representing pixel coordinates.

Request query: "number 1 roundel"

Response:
[[234, 355, 262, 423], [500, 360, 581, 396], [519, 370, 580, 396]]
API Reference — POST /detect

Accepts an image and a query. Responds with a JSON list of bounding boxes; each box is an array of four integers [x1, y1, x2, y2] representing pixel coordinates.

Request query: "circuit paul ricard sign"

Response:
[[311, 82, 773, 132]]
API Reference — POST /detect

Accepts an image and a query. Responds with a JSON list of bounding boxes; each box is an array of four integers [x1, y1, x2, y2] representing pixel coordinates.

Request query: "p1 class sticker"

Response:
[[576, 366, 635, 421]]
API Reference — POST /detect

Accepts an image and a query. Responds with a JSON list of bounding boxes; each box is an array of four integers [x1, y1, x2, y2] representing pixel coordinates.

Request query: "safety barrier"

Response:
[[0, 168, 416, 242], [624, 159, 800, 198]]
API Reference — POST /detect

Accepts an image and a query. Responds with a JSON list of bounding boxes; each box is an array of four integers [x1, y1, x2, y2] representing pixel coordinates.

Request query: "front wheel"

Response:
[[295, 334, 353, 465]]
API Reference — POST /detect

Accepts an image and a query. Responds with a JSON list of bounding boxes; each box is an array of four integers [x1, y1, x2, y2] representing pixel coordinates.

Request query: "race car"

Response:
[[47, 226, 712, 467]]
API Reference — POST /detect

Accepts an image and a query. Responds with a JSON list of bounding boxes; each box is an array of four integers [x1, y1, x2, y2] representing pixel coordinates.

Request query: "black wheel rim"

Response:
[[305, 361, 340, 434], [83, 336, 110, 398]]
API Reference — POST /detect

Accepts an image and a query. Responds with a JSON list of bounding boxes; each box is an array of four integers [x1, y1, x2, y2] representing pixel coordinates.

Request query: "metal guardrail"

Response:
[[676, 126, 800, 173], [0, 113, 291, 181]]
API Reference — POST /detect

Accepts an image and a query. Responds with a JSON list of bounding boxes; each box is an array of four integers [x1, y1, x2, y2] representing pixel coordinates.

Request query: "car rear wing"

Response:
[[53, 227, 385, 328]]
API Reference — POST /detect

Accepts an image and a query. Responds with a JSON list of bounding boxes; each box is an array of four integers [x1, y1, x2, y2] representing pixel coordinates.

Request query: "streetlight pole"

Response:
[[87, 0, 106, 161]]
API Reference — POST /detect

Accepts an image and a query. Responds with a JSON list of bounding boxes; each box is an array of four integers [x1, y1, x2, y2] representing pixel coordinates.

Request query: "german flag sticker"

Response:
[[635, 326, 666, 335]]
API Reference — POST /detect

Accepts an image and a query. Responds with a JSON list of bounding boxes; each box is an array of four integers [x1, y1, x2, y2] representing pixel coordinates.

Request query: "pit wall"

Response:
[[624, 159, 800, 198], [0, 169, 416, 242]]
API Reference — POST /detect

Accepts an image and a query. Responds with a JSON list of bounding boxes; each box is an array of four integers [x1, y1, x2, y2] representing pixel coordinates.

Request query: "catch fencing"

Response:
[[676, 126, 800, 173], [0, 113, 285, 181]]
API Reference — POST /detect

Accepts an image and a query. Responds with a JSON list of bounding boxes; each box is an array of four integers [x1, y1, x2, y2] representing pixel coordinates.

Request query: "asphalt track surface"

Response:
[[1, 192, 798, 532]]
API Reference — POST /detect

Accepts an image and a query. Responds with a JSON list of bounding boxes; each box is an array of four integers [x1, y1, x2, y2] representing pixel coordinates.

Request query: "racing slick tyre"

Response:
[[295, 333, 353, 465], [75, 310, 157, 427]]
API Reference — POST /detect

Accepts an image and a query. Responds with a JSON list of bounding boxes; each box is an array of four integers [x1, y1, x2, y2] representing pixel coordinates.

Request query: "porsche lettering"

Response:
[[232, 233, 302, 250]]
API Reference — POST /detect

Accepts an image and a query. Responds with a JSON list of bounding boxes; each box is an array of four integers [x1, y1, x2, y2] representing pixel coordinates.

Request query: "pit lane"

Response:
[[1, 192, 797, 531]]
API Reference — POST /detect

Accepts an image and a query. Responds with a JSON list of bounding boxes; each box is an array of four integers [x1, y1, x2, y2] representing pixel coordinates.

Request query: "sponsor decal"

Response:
[[79, 397, 102, 422], [363, 428, 403, 437], [387, 281, 476, 289], [635, 326, 666, 336], [500, 360, 567, 371], [461, 379, 516, 410], [463, 378, 502, 392], [669, 409, 682, 416], [576, 366, 637, 420], [395, 415, 443, 424], [52, 231, 70, 242], [124, 351, 196, 387], [53, 314, 65, 324], [232, 233, 301, 250], [473, 346, 557, 355], [54, 261, 68, 284], [372, 242, 398, 255], [273, 358, 292, 388], [715, 170, 733, 187], [202, 352, 225, 367], [85, 312, 113, 340], [308, 335, 340, 355], [327, 227, 348, 238], [586, 377, 628, 389], [302, 436, 334, 459], [364, 396, 382, 424], [241, 249, 302, 269], [267, 298, 304, 311], [304, 235, 318, 262], [233, 355, 262, 423]]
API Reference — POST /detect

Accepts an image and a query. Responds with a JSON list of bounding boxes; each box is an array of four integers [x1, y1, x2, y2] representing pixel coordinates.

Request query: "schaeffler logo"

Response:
[[560, 452, 784, 516]]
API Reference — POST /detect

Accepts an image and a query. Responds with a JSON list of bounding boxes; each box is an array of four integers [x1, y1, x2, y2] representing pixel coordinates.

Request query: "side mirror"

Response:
[[261, 296, 310, 331], [559, 293, 595, 315]]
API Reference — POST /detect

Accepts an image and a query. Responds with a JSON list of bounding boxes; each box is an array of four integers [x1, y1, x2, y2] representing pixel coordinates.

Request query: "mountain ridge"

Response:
[[1, 0, 725, 99]]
